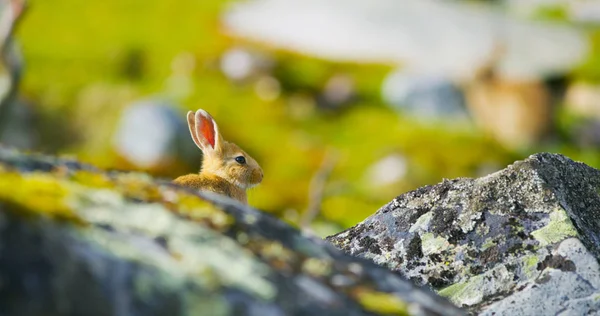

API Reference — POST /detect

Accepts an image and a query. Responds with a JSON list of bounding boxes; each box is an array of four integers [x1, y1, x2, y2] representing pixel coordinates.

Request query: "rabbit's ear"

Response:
[[186, 111, 202, 149], [192, 109, 222, 152]]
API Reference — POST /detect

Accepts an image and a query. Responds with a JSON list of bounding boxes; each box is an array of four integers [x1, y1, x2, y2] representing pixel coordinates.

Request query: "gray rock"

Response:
[[381, 69, 469, 120], [112, 99, 199, 169], [327, 153, 600, 315], [480, 238, 600, 315], [0, 146, 464, 316]]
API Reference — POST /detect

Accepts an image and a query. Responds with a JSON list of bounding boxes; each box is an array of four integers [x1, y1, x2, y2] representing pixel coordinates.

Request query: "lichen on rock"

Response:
[[0, 146, 463, 316], [327, 153, 600, 315]]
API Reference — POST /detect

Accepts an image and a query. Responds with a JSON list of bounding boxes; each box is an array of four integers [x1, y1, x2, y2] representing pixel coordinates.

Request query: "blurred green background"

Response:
[[8, 0, 600, 236]]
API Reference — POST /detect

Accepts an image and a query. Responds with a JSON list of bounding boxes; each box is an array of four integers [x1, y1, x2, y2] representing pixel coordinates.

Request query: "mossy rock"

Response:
[[328, 153, 600, 315], [0, 146, 463, 316]]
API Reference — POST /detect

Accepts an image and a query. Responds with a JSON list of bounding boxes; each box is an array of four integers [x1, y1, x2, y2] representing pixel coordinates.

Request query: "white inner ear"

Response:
[[212, 118, 222, 151], [187, 111, 204, 150]]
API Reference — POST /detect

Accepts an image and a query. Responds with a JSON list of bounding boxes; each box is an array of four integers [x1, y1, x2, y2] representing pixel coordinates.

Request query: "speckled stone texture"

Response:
[[0, 146, 464, 316], [327, 153, 600, 315]]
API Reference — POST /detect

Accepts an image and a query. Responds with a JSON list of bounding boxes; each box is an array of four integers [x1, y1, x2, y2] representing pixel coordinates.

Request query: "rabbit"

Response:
[[461, 42, 552, 149], [173, 109, 263, 204]]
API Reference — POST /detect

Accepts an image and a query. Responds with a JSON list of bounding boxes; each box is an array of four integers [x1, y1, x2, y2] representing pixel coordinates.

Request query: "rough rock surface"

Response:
[[0, 146, 464, 316], [327, 153, 600, 314]]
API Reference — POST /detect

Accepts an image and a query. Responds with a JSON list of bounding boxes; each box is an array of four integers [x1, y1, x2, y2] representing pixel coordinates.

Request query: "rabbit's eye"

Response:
[[235, 156, 246, 164]]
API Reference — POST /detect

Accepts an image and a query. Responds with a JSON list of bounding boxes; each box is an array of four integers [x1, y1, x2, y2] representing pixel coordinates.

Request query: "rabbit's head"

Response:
[[186, 109, 263, 189]]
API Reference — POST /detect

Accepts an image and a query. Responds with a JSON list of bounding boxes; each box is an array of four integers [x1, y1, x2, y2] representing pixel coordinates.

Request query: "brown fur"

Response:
[[173, 109, 263, 204], [464, 77, 551, 149], [173, 173, 247, 203], [462, 43, 552, 149]]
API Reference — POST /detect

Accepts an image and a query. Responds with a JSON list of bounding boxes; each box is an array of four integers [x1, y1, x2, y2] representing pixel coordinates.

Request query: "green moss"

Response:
[[76, 194, 277, 301], [187, 240, 276, 301], [114, 173, 165, 203], [438, 264, 516, 307], [0, 170, 83, 224], [438, 274, 485, 306], [353, 288, 409, 316], [65, 168, 235, 231], [0, 159, 233, 240], [438, 281, 469, 299], [521, 254, 542, 280], [421, 232, 450, 256], [167, 190, 233, 231], [531, 208, 578, 247], [481, 238, 496, 251], [524, 255, 538, 269], [70, 171, 114, 189]]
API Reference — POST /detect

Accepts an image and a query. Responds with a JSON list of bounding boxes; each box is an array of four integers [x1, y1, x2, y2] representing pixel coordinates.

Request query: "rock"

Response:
[[327, 153, 600, 314], [0, 146, 464, 316], [223, 0, 587, 81], [381, 69, 469, 121], [112, 99, 200, 170]]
